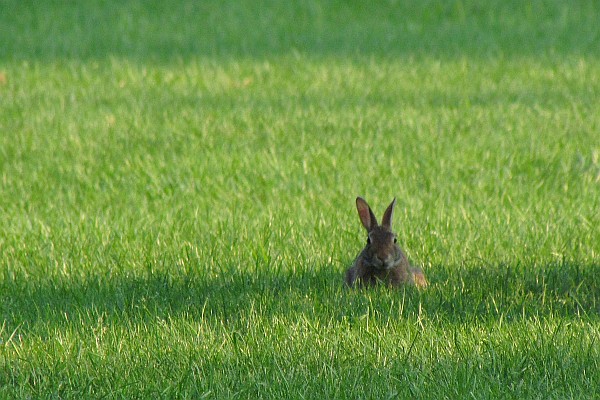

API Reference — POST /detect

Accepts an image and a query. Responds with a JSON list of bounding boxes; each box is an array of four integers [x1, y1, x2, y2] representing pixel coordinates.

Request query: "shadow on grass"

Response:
[[2, 260, 599, 333], [2, 1, 599, 63], [428, 260, 600, 322]]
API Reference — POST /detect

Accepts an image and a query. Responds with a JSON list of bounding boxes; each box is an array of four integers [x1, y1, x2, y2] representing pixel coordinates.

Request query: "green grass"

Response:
[[1, 0, 600, 398]]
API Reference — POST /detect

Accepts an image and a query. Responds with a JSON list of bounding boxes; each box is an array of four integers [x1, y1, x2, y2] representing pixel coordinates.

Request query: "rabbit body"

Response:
[[345, 197, 427, 288]]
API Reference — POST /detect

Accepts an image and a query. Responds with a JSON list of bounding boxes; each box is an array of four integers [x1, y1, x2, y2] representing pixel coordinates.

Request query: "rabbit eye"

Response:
[[393, 237, 397, 243], [366, 237, 371, 244]]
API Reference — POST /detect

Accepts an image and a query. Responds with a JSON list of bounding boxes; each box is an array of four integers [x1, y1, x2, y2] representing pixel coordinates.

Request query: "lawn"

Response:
[[1, 0, 599, 398]]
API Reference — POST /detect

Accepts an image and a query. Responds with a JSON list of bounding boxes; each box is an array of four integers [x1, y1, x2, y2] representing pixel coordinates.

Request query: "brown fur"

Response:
[[345, 197, 428, 289]]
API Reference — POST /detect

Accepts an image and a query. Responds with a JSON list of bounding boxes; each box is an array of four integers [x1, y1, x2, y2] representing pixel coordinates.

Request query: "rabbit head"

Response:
[[356, 197, 404, 270]]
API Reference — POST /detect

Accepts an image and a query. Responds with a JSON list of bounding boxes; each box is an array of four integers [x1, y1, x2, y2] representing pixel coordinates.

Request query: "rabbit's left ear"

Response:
[[356, 197, 378, 231], [381, 198, 396, 229]]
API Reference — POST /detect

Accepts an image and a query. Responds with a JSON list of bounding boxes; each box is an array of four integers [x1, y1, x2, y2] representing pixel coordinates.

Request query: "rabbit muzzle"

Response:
[[370, 254, 400, 270]]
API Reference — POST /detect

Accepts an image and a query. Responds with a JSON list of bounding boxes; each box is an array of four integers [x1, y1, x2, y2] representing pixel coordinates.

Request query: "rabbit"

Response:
[[345, 197, 428, 288]]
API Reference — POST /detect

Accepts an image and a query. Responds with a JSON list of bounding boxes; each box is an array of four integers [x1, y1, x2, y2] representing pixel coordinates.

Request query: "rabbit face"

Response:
[[364, 226, 402, 270]]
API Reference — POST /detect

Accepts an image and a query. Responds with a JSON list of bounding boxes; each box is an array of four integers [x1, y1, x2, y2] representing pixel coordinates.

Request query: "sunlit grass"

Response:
[[1, 0, 599, 398]]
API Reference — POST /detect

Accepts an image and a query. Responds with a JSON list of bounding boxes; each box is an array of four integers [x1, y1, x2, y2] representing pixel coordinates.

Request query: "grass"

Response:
[[1, 0, 600, 398]]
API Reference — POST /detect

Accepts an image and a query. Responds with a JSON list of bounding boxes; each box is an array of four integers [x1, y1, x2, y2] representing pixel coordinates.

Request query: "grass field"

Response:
[[1, 0, 599, 398]]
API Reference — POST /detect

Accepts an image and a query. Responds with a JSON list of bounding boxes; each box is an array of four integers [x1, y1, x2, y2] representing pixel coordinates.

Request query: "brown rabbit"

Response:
[[345, 197, 428, 288]]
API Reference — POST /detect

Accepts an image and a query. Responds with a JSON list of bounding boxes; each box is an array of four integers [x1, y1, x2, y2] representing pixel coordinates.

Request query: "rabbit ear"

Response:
[[356, 197, 378, 231], [381, 198, 396, 229]]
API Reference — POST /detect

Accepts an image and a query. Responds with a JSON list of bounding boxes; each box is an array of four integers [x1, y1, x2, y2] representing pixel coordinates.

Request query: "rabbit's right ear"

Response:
[[356, 197, 378, 231], [381, 198, 396, 230]]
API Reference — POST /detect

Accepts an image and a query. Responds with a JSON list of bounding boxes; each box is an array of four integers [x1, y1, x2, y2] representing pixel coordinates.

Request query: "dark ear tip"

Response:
[[356, 197, 367, 207]]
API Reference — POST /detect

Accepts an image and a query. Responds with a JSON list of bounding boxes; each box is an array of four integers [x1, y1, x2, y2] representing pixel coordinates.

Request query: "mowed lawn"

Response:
[[1, 1, 599, 398]]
